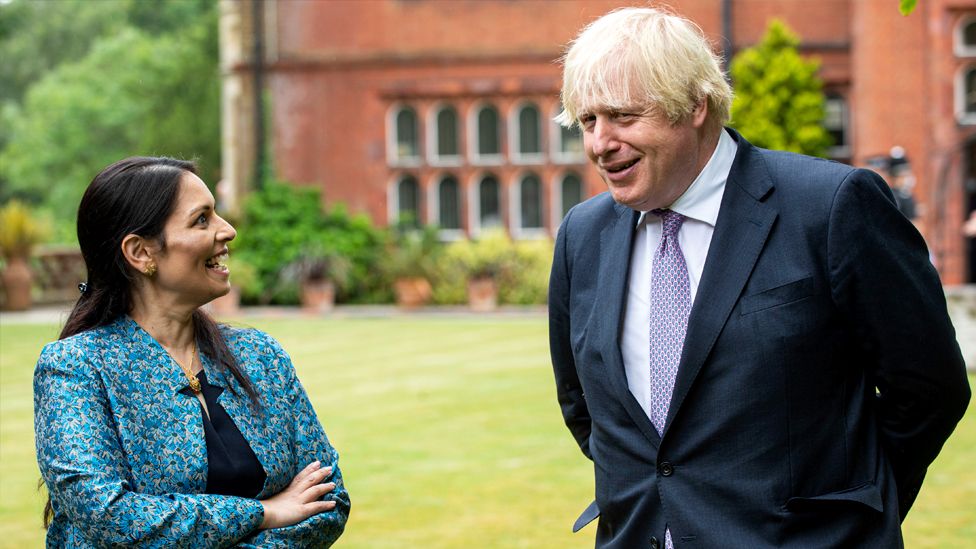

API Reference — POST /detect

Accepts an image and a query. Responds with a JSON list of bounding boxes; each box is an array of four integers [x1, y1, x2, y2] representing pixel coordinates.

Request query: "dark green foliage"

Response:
[[729, 20, 832, 158], [234, 182, 389, 305], [0, 0, 220, 235]]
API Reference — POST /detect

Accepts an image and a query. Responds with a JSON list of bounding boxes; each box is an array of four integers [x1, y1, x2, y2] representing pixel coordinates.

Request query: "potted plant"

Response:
[[0, 201, 47, 311], [454, 230, 515, 312], [386, 226, 440, 309], [283, 244, 351, 314]]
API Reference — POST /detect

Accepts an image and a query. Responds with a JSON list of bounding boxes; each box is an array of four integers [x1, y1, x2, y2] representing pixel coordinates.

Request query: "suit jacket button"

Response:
[[659, 462, 674, 476], [650, 536, 660, 549]]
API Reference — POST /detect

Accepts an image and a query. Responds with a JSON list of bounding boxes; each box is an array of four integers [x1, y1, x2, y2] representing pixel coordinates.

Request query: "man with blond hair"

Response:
[[548, 7, 970, 548]]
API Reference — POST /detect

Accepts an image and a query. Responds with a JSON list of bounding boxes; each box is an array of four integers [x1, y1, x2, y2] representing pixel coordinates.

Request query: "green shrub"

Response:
[[431, 231, 553, 306], [234, 181, 387, 304]]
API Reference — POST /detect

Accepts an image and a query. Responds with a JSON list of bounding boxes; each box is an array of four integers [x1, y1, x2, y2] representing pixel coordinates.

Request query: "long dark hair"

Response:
[[43, 157, 258, 527]]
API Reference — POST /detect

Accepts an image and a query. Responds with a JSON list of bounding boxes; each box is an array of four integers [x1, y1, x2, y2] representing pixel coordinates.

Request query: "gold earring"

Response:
[[144, 262, 157, 277]]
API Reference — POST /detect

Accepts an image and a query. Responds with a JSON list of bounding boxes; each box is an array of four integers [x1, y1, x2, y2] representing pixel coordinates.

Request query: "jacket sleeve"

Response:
[[549, 207, 593, 460], [34, 341, 264, 548], [826, 169, 971, 519], [237, 337, 350, 548]]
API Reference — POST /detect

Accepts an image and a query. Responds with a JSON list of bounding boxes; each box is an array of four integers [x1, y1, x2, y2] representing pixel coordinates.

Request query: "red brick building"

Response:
[[221, 0, 976, 283]]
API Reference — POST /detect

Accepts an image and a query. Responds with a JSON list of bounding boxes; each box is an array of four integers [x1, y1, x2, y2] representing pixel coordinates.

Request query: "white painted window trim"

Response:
[[956, 64, 976, 124], [510, 101, 545, 165], [468, 102, 505, 166], [470, 172, 503, 237], [955, 15, 976, 57], [389, 174, 422, 225], [551, 171, 583, 233], [427, 103, 463, 167], [550, 106, 586, 164], [430, 172, 464, 239], [510, 171, 547, 239], [387, 104, 423, 167], [824, 94, 851, 159]]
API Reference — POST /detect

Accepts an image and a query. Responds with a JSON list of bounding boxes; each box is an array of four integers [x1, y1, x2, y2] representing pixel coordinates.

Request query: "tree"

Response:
[[0, 2, 220, 227], [729, 20, 832, 158]]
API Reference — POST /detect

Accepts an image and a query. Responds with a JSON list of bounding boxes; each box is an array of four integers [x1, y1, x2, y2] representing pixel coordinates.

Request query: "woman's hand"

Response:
[[259, 460, 337, 530]]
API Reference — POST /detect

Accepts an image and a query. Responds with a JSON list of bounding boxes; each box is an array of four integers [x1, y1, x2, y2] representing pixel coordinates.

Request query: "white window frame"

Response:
[[550, 104, 586, 164], [386, 104, 423, 167], [510, 101, 545, 165], [429, 172, 465, 240], [469, 172, 503, 237], [551, 171, 584, 232], [956, 15, 976, 57], [388, 174, 422, 226], [824, 94, 851, 159], [468, 102, 504, 166], [956, 64, 976, 125], [509, 171, 547, 239], [427, 103, 462, 167]]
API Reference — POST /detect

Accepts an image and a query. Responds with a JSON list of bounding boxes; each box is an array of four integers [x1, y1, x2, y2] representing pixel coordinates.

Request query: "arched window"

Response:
[[437, 175, 461, 230], [517, 172, 543, 231], [956, 16, 976, 57], [391, 106, 420, 163], [559, 172, 583, 220], [824, 93, 850, 160], [477, 174, 502, 229], [513, 102, 542, 161], [431, 105, 460, 162], [957, 65, 976, 124], [472, 104, 502, 162], [395, 175, 421, 228], [552, 103, 584, 162]]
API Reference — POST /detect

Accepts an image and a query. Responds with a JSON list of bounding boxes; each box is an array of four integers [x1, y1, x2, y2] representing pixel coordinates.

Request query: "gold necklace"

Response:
[[176, 341, 202, 394]]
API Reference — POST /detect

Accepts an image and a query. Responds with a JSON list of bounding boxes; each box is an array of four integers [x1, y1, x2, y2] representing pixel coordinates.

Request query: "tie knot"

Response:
[[652, 209, 685, 237]]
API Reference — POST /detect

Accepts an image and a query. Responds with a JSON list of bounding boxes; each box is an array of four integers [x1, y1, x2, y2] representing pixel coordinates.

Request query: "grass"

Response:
[[1, 314, 973, 548]]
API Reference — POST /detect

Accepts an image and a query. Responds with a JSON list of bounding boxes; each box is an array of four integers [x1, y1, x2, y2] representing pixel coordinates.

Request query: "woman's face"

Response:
[[151, 172, 237, 307]]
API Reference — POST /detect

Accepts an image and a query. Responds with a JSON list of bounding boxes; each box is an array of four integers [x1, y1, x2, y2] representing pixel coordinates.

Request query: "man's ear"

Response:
[[120, 234, 156, 275], [691, 100, 708, 128]]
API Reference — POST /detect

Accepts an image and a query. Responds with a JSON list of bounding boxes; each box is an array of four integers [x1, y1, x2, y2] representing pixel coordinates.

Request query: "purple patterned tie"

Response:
[[649, 209, 689, 549]]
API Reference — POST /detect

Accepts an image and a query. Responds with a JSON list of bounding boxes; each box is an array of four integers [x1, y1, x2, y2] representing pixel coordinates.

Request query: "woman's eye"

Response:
[[196, 214, 208, 226]]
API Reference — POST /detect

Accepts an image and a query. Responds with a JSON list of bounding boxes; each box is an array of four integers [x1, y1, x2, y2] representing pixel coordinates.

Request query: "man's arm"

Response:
[[549, 210, 593, 459], [827, 168, 971, 518]]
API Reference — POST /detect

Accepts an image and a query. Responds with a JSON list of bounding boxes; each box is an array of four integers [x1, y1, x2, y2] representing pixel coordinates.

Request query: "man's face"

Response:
[[580, 103, 709, 211]]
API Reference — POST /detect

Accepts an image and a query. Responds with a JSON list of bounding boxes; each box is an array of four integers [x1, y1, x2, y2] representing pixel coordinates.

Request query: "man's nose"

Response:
[[589, 117, 619, 157]]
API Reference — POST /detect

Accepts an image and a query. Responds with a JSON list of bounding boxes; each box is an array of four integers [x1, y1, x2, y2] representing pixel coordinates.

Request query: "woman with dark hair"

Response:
[[33, 157, 349, 547]]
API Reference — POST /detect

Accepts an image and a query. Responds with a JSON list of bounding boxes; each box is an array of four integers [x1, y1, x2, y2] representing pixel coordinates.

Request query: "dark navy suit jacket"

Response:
[[549, 130, 971, 548]]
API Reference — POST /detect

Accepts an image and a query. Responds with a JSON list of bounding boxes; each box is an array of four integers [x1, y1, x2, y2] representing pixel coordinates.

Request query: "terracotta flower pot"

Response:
[[1, 256, 33, 311], [393, 277, 432, 309], [467, 276, 498, 312], [302, 279, 336, 314]]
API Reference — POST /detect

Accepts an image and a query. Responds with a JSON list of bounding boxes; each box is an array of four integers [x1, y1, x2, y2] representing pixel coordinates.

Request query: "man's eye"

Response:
[[579, 115, 595, 128]]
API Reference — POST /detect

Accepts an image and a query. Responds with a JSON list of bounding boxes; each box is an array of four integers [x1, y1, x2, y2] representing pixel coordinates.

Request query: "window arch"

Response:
[[957, 65, 976, 124], [392, 175, 421, 228], [470, 104, 502, 163], [512, 102, 543, 162], [473, 173, 502, 231], [824, 93, 850, 160], [389, 105, 420, 164], [514, 172, 544, 233], [430, 104, 460, 164], [557, 172, 583, 221], [552, 103, 584, 162], [436, 174, 462, 231], [956, 15, 976, 57]]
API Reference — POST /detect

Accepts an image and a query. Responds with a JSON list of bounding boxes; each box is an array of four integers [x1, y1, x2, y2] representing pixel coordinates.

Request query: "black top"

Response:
[[179, 370, 266, 498]]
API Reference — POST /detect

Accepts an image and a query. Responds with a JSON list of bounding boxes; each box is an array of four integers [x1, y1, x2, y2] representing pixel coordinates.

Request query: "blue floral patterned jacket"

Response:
[[34, 316, 350, 548]]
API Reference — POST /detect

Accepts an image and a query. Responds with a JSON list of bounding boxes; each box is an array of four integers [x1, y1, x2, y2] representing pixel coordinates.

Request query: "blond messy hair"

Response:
[[556, 6, 732, 134]]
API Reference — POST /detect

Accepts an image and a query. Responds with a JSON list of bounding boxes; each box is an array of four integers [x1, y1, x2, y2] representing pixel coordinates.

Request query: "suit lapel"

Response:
[[597, 204, 664, 448], [664, 134, 777, 434]]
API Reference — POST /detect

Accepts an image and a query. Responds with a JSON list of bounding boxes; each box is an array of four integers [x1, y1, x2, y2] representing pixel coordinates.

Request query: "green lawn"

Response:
[[1, 315, 973, 548]]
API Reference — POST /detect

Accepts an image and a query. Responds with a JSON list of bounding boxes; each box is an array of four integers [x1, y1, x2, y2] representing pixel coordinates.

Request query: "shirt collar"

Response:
[[636, 128, 737, 228]]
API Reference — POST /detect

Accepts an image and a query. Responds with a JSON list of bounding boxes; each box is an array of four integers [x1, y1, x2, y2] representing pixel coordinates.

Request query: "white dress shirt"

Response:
[[621, 129, 737, 421]]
